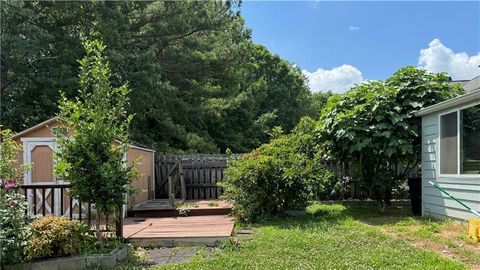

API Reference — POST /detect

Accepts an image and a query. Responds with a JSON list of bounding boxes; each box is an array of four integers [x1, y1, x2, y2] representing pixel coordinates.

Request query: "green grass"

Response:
[[146, 203, 468, 270], [379, 215, 480, 267]]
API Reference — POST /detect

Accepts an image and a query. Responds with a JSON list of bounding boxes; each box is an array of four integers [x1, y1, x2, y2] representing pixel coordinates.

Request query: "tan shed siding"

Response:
[[14, 118, 156, 216], [22, 122, 61, 138], [422, 111, 480, 220], [127, 148, 154, 208]]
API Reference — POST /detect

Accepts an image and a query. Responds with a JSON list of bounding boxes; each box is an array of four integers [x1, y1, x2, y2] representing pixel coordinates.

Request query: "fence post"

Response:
[[179, 162, 186, 201], [155, 153, 235, 200], [147, 176, 153, 200], [168, 176, 174, 207]]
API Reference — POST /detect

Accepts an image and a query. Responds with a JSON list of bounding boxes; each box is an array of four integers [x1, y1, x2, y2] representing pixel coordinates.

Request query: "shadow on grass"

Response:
[[258, 202, 420, 231]]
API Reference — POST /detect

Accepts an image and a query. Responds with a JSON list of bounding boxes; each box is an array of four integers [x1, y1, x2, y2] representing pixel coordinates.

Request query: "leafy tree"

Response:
[[318, 67, 463, 211], [1, 1, 312, 153], [305, 91, 334, 119], [54, 39, 138, 244], [207, 44, 312, 152], [0, 1, 88, 130]]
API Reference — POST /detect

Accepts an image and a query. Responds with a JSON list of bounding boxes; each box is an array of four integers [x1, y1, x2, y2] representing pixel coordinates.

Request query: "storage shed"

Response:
[[417, 76, 480, 220], [12, 117, 155, 216]]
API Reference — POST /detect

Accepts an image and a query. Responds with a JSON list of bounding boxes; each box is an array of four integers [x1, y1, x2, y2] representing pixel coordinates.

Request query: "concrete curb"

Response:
[[5, 245, 130, 270]]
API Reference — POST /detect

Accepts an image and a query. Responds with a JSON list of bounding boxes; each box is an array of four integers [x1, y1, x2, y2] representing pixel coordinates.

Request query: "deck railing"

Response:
[[16, 184, 123, 238]]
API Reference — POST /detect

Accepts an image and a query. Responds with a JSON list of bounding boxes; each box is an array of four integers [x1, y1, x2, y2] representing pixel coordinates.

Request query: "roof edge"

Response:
[[11, 117, 60, 139], [416, 89, 480, 117], [12, 117, 155, 152], [114, 139, 155, 153]]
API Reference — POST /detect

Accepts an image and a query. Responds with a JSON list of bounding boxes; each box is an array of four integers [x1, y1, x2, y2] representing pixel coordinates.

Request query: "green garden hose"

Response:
[[428, 181, 480, 218]]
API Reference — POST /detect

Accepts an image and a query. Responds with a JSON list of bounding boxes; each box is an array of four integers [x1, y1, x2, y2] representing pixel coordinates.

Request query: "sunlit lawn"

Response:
[[125, 203, 479, 270]]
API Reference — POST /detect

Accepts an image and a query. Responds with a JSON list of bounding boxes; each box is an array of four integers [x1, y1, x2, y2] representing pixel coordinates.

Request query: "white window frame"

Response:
[[438, 101, 480, 177]]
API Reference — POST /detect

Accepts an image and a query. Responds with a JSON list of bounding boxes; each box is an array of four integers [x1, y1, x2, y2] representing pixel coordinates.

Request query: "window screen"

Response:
[[440, 112, 458, 174], [460, 104, 480, 174]]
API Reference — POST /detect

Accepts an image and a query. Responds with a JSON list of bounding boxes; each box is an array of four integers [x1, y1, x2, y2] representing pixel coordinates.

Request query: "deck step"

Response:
[[123, 215, 235, 247], [127, 199, 232, 218], [127, 236, 230, 247], [128, 207, 231, 218]]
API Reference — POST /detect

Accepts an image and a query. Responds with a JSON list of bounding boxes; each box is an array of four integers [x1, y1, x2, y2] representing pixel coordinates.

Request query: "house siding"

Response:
[[422, 112, 480, 220]]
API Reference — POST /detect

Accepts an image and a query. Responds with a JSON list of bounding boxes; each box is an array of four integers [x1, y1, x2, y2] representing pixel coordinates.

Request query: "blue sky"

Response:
[[241, 1, 480, 92]]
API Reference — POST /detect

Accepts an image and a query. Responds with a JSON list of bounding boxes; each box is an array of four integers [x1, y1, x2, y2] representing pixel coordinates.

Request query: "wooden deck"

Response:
[[123, 215, 234, 247], [131, 199, 175, 211], [128, 199, 232, 218]]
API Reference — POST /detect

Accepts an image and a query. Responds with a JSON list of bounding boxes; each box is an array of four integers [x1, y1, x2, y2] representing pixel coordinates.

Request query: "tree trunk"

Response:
[[95, 208, 102, 247]]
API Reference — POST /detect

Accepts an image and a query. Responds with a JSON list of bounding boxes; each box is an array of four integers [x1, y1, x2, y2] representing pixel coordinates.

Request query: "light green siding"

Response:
[[421, 112, 480, 220]]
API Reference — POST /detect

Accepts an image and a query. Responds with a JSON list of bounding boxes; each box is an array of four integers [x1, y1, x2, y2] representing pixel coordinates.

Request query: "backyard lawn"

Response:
[[123, 203, 479, 270]]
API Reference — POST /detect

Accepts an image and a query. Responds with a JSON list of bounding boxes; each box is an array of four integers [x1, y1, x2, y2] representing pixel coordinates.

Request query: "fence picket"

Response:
[[155, 154, 231, 200]]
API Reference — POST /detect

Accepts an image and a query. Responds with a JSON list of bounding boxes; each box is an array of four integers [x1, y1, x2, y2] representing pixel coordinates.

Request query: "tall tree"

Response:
[[1, 1, 312, 153], [207, 44, 312, 152], [318, 67, 463, 211], [54, 39, 137, 244]]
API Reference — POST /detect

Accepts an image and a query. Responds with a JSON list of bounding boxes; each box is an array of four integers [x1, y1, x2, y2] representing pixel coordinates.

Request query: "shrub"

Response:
[[0, 129, 31, 265], [221, 117, 334, 222], [25, 216, 95, 261]]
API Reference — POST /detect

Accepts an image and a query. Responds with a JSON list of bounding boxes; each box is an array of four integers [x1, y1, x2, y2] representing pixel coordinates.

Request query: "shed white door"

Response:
[[23, 138, 61, 216]]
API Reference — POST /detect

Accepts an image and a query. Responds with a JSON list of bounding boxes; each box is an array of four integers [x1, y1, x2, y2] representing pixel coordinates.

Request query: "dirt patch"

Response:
[[371, 219, 480, 269]]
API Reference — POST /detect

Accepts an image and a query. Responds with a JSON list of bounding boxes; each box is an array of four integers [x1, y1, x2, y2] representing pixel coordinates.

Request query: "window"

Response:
[[460, 105, 480, 174], [440, 104, 480, 175], [440, 112, 458, 174]]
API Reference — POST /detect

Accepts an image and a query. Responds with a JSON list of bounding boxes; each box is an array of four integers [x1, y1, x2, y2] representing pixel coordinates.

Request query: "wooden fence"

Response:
[[154, 154, 421, 201], [321, 161, 421, 198], [155, 154, 229, 200]]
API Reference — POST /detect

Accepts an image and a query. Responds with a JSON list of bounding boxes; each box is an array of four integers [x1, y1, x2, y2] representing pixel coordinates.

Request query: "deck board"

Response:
[[131, 199, 232, 211], [128, 199, 233, 218], [123, 215, 234, 239], [131, 199, 174, 210]]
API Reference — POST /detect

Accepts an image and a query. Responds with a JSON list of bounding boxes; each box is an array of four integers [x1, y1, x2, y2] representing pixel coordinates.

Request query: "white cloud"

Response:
[[349, 26, 360, 31], [418, 39, 480, 80], [303, 39, 480, 94], [303, 65, 364, 93]]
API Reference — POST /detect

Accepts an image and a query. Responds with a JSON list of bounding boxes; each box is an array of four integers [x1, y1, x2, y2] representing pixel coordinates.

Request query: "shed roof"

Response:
[[12, 117, 155, 153]]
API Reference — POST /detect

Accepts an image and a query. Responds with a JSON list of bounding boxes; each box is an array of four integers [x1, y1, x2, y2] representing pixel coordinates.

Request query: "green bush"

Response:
[[25, 216, 95, 261], [0, 129, 31, 266], [221, 117, 334, 222]]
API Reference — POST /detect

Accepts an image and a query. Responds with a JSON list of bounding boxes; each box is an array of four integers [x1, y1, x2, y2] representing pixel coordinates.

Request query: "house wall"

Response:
[[422, 112, 480, 220]]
